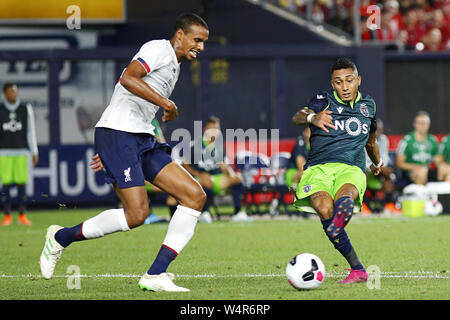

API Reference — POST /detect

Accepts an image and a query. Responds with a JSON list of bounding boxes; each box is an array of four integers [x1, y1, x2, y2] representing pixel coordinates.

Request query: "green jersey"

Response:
[[397, 131, 439, 165], [396, 131, 439, 165], [438, 134, 450, 162], [304, 90, 377, 173], [151, 118, 165, 142]]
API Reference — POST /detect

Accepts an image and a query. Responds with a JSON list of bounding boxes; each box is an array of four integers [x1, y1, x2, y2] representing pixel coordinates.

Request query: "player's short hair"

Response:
[[205, 115, 220, 126], [415, 110, 431, 123], [174, 13, 209, 34], [3, 82, 16, 92], [331, 58, 358, 75]]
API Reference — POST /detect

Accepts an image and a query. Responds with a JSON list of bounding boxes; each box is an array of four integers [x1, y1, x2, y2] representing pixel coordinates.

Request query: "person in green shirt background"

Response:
[[436, 134, 450, 182], [396, 111, 440, 185]]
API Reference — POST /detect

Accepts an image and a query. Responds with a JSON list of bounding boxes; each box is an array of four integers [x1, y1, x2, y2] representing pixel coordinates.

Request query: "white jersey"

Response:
[[96, 39, 180, 135]]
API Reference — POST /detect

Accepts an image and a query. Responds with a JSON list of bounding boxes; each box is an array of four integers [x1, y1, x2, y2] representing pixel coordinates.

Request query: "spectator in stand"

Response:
[[361, 15, 375, 41], [443, 1, 450, 49], [329, 0, 352, 33], [378, 9, 397, 41], [399, 0, 413, 13], [361, 4, 397, 42], [384, 0, 404, 37], [396, 28, 417, 49], [414, 0, 432, 30], [401, 6, 428, 48], [277, 0, 297, 12], [429, 8, 449, 49], [442, 0, 450, 26], [423, 27, 444, 50], [311, 0, 327, 24], [359, 0, 377, 17], [272, 0, 450, 51]]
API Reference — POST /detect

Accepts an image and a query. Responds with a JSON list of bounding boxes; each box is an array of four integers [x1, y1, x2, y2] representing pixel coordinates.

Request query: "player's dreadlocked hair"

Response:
[[331, 57, 358, 74], [174, 13, 209, 34]]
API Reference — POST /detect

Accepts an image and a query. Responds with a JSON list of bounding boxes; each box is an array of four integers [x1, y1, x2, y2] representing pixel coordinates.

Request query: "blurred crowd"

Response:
[[271, 0, 450, 51]]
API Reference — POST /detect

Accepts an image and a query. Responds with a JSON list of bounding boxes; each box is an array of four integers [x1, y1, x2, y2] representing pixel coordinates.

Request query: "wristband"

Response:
[[306, 113, 315, 124], [374, 160, 383, 168]]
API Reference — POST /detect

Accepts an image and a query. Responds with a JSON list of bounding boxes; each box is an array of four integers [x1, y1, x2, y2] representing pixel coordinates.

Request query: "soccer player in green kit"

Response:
[[291, 58, 383, 284], [396, 111, 440, 185], [436, 134, 450, 181]]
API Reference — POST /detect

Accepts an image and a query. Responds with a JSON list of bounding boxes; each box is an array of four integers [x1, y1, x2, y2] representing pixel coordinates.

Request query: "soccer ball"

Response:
[[286, 253, 325, 290], [424, 199, 443, 216]]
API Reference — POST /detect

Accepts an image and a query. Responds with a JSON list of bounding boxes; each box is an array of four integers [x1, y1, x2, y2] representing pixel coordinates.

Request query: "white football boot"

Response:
[[230, 211, 253, 222], [39, 225, 65, 279], [199, 211, 213, 223], [138, 272, 190, 292]]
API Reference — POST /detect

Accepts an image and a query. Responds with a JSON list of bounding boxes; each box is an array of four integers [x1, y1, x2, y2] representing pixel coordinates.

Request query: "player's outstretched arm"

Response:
[[292, 108, 335, 132], [366, 132, 383, 176], [120, 60, 178, 122]]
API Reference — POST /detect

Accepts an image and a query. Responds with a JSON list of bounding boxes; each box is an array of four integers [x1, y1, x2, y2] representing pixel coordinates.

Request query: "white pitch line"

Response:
[[1, 271, 449, 279]]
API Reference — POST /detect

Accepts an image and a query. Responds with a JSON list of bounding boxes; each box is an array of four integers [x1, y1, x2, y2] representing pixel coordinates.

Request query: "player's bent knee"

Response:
[[124, 205, 150, 228], [317, 206, 334, 220], [411, 167, 428, 185], [178, 186, 207, 211], [191, 188, 207, 211]]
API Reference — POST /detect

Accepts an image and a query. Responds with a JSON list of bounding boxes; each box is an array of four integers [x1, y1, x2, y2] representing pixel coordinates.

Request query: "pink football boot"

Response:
[[339, 268, 369, 284]]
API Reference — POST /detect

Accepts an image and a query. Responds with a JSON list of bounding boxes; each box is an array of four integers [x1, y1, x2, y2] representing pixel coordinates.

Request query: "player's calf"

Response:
[[145, 205, 201, 280], [321, 217, 365, 275], [54, 208, 130, 248]]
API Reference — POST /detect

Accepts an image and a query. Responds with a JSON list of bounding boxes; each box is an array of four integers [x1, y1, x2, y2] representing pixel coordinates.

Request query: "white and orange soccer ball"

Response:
[[286, 253, 325, 290]]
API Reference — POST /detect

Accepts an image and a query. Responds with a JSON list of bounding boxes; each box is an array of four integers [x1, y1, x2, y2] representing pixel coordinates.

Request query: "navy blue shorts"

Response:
[[95, 127, 172, 189]]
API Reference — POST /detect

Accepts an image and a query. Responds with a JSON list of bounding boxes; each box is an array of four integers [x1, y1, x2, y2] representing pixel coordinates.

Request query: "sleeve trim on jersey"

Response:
[[137, 57, 150, 73]]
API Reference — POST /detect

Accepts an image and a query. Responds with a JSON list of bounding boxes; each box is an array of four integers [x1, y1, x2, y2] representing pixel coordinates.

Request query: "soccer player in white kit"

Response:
[[39, 13, 209, 292]]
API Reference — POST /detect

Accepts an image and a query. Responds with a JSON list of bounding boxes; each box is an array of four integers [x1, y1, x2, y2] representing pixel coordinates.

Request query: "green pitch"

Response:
[[0, 208, 449, 300]]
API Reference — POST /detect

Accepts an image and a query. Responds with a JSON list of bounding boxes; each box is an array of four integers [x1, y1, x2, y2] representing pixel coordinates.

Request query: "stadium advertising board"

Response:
[[22, 145, 115, 206], [0, 0, 125, 24]]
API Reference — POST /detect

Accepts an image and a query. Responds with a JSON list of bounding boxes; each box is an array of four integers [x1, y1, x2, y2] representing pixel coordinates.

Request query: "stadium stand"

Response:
[[269, 0, 450, 51]]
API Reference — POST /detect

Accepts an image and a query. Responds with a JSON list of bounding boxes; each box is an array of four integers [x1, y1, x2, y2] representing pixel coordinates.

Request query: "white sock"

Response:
[[162, 205, 201, 254], [82, 208, 130, 239]]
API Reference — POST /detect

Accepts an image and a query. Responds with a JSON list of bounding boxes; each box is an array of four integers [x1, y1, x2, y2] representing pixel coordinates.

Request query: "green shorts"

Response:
[[212, 174, 225, 196], [367, 170, 383, 190], [0, 155, 29, 185], [284, 168, 298, 188], [194, 173, 226, 196], [294, 162, 366, 214]]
